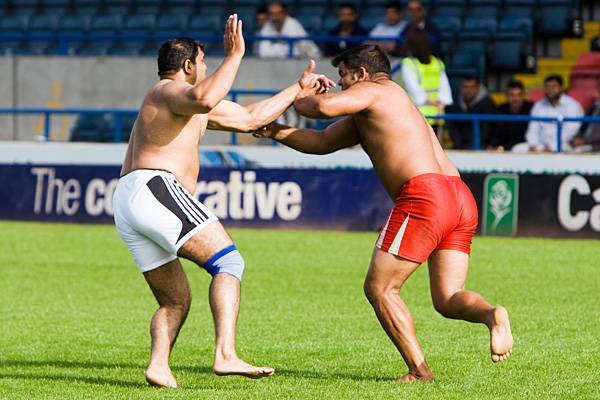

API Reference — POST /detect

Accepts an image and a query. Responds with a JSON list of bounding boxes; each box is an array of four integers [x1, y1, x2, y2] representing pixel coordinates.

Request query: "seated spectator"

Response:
[[488, 80, 533, 151], [520, 74, 583, 152], [571, 77, 600, 152], [368, 1, 407, 54], [396, 0, 442, 57], [323, 3, 369, 56], [257, 1, 321, 59], [400, 27, 452, 129], [444, 75, 495, 150]]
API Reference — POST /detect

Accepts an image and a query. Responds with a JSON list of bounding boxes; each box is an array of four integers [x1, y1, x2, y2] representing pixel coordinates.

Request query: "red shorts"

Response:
[[376, 173, 478, 263]]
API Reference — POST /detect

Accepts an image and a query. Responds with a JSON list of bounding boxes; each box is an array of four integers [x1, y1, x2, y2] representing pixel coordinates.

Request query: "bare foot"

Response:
[[397, 372, 433, 382], [213, 356, 275, 379], [145, 365, 178, 388], [489, 307, 513, 363]]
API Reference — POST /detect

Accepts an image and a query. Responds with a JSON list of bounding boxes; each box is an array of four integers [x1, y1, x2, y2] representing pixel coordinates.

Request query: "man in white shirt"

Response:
[[257, 1, 321, 59], [525, 74, 584, 152], [368, 1, 407, 53]]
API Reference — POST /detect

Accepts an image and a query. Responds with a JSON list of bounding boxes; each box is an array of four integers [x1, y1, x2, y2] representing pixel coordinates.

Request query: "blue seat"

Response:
[[90, 15, 122, 34], [361, 15, 381, 31], [122, 15, 155, 35], [467, 5, 499, 17], [109, 40, 144, 56], [134, 0, 162, 15], [73, 0, 100, 16], [188, 15, 221, 35], [463, 16, 497, 34], [28, 15, 58, 34], [436, 0, 466, 6], [503, 0, 536, 5], [323, 15, 338, 32], [331, 0, 360, 5], [539, 6, 571, 36], [498, 15, 533, 40], [154, 15, 187, 36], [430, 15, 461, 34], [76, 40, 113, 55], [166, 4, 196, 15], [490, 35, 525, 71], [41, 0, 71, 16], [71, 114, 110, 142], [22, 40, 57, 55], [296, 5, 327, 17], [0, 16, 28, 33], [503, 6, 534, 17], [0, 40, 21, 55], [450, 50, 486, 79], [296, 15, 322, 34], [140, 40, 161, 56], [433, 6, 463, 17], [12, 4, 39, 16], [60, 15, 90, 34], [456, 31, 489, 52], [199, 4, 227, 18], [104, 0, 133, 15]]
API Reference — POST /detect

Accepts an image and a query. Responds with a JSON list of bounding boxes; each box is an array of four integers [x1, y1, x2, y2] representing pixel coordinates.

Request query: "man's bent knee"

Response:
[[203, 245, 245, 281], [364, 279, 397, 305]]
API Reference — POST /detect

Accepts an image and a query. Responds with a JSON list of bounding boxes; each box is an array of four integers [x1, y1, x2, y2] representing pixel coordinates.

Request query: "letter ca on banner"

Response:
[[557, 175, 600, 232]]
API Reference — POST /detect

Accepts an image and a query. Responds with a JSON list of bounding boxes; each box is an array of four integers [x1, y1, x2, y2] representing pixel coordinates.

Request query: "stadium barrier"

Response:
[[0, 105, 598, 152], [0, 143, 599, 238]]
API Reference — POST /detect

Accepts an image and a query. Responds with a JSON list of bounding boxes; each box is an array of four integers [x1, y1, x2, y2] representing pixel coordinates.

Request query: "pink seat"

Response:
[[570, 68, 600, 89], [567, 88, 598, 110], [529, 88, 544, 102], [575, 53, 600, 68]]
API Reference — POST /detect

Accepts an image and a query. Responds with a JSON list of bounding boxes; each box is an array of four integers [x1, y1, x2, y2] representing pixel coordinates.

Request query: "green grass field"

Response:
[[0, 221, 599, 399]]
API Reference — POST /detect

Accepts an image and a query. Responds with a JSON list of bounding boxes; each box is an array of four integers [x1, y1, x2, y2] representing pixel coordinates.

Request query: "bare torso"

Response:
[[121, 79, 208, 193], [352, 79, 459, 199]]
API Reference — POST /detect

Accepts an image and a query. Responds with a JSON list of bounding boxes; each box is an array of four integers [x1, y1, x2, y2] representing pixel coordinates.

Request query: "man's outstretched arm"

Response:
[[207, 60, 335, 132], [253, 117, 360, 155], [293, 82, 375, 119]]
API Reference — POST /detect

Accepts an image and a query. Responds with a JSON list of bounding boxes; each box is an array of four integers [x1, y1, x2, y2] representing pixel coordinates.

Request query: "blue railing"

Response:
[[0, 33, 403, 57], [1, 103, 598, 151]]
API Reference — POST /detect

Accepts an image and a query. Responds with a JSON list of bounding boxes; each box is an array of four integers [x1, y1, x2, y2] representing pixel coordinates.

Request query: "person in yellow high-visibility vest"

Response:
[[398, 27, 452, 129]]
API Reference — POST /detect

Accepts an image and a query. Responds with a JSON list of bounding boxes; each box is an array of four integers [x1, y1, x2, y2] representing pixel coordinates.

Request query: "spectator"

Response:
[[257, 1, 321, 59], [323, 3, 369, 56], [444, 75, 496, 150], [400, 27, 452, 128], [488, 80, 533, 151], [522, 74, 583, 152], [251, 5, 269, 55], [396, 0, 442, 57], [368, 1, 407, 54], [571, 77, 600, 152]]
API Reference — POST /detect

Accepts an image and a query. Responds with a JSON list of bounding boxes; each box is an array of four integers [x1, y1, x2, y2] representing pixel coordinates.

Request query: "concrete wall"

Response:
[[0, 56, 342, 142]]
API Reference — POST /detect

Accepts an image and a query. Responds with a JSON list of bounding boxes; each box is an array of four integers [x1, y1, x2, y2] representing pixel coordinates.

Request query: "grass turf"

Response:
[[0, 221, 598, 399]]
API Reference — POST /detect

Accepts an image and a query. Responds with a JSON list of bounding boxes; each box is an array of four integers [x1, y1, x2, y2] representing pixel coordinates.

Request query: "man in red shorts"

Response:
[[253, 44, 513, 381]]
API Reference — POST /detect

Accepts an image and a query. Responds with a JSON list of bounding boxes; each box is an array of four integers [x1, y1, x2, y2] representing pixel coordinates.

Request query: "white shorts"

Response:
[[113, 169, 218, 273]]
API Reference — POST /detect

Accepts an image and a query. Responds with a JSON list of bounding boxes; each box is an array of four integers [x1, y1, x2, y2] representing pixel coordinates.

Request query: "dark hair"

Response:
[[338, 2, 358, 12], [405, 26, 430, 64], [506, 79, 525, 91], [544, 74, 563, 86], [385, 1, 403, 11], [257, 4, 268, 14], [268, 1, 288, 12], [463, 74, 481, 84], [157, 38, 204, 78], [332, 44, 391, 76]]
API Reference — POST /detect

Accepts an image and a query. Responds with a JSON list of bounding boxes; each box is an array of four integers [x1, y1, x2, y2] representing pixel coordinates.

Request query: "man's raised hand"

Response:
[[224, 14, 245, 58], [298, 60, 336, 94]]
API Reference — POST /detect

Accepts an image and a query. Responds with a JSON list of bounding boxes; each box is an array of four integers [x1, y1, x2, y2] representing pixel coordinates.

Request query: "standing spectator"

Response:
[[445, 75, 496, 150], [400, 27, 452, 128], [571, 77, 600, 151], [488, 80, 533, 151], [523, 75, 583, 152], [368, 1, 407, 54], [396, 0, 442, 57], [257, 1, 321, 59], [323, 3, 368, 56]]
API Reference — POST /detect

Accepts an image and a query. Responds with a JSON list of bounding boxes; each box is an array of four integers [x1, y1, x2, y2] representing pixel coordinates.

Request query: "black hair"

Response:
[[268, 1, 288, 12], [544, 74, 563, 86], [463, 74, 481, 84], [332, 44, 391, 76], [257, 4, 268, 14], [385, 1, 404, 11], [338, 3, 358, 12], [157, 38, 204, 78], [506, 79, 525, 91]]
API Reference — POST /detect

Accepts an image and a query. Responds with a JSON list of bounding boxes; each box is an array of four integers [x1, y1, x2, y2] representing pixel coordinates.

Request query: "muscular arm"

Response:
[[207, 83, 301, 132], [162, 15, 245, 116], [293, 82, 375, 119], [263, 117, 360, 155]]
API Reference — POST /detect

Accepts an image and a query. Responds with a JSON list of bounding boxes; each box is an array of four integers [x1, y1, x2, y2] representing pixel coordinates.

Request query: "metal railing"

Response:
[[1, 102, 598, 151]]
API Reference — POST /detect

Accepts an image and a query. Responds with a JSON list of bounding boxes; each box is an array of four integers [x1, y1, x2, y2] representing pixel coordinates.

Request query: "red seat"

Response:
[[567, 88, 598, 110], [570, 68, 600, 89], [575, 53, 600, 68], [529, 88, 544, 102]]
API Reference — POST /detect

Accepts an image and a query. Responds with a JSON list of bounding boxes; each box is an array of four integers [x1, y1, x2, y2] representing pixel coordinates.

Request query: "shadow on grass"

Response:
[[0, 372, 146, 389], [0, 359, 392, 384]]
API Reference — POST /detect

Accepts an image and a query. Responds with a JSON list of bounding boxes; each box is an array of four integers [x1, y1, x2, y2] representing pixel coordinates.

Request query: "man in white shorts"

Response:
[[112, 15, 334, 388]]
